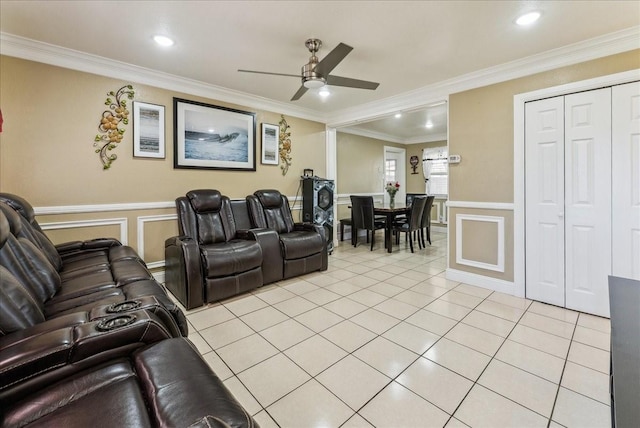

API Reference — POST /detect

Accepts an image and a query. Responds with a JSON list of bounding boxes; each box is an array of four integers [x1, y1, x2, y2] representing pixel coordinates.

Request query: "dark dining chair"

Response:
[[420, 196, 436, 246], [393, 196, 427, 253], [395, 193, 426, 223], [350, 195, 386, 250]]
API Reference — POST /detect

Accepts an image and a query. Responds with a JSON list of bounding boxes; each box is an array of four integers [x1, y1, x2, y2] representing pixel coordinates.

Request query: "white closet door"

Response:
[[525, 97, 565, 307], [612, 81, 640, 280], [564, 88, 612, 317]]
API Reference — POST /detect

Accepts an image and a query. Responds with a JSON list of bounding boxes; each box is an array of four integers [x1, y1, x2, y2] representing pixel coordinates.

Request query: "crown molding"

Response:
[[0, 32, 324, 123], [337, 127, 404, 144], [338, 126, 447, 145], [327, 26, 640, 127], [3, 26, 638, 128]]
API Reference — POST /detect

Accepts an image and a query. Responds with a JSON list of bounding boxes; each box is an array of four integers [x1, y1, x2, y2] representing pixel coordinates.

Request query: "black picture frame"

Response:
[[173, 98, 256, 171]]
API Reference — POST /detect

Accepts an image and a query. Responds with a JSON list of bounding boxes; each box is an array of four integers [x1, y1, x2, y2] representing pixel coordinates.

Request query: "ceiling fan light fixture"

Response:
[[303, 78, 326, 89], [395, 113, 402, 118], [319, 88, 330, 97]]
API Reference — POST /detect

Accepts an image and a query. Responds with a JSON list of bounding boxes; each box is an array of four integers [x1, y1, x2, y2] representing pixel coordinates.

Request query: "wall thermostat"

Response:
[[448, 154, 461, 164]]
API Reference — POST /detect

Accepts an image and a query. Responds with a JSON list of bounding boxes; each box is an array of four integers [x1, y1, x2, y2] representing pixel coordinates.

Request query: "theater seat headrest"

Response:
[[0, 202, 23, 237], [0, 193, 36, 222], [0, 209, 11, 247], [254, 189, 282, 208], [187, 189, 223, 213]]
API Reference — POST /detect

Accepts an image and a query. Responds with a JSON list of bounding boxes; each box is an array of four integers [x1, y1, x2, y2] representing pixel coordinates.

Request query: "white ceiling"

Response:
[[1, 1, 639, 141]]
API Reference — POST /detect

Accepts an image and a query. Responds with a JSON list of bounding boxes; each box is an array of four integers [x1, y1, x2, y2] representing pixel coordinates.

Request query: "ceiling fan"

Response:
[[238, 39, 380, 101]]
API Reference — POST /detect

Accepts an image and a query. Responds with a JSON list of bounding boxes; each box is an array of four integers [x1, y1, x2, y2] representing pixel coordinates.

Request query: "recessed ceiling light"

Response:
[[153, 35, 174, 47], [516, 11, 541, 26], [425, 121, 434, 129], [319, 88, 330, 98], [208, 129, 215, 133], [395, 113, 402, 118]]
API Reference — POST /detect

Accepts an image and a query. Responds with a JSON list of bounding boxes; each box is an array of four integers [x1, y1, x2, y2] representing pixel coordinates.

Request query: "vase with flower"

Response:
[[385, 181, 400, 208]]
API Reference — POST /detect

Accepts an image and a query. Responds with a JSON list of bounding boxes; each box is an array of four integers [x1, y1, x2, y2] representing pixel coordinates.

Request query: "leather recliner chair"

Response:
[[247, 189, 328, 280], [165, 190, 263, 309]]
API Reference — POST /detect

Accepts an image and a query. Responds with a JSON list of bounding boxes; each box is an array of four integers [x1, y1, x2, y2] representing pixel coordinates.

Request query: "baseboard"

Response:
[[446, 268, 523, 297], [152, 270, 165, 284]]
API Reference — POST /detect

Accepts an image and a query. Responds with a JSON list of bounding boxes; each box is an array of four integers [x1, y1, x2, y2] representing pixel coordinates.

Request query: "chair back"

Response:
[[350, 196, 376, 231], [183, 189, 237, 245], [408, 196, 428, 231], [421, 196, 436, 227], [406, 193, 427, 206], [247, 189, 295, 233]]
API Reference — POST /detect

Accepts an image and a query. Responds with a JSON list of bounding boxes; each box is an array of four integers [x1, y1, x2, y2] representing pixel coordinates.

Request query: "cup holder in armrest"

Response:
[[96, 315, 137, 332], [106, 300, 142, 313]]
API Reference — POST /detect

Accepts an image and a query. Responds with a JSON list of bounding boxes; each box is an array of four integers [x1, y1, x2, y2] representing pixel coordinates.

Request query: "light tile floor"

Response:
[[172, 231, 612, 428]]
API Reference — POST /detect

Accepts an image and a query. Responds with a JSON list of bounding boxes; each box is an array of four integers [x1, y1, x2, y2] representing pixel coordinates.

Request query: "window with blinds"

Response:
[[385, 159, 397, 183], [427, 151, 448, 196]]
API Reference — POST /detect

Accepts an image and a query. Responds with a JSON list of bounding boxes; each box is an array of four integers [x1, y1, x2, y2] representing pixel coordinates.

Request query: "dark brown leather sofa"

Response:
[[0, 194, 259, 428], [165, 189, 328, 310], [0, 197, 187, 336]]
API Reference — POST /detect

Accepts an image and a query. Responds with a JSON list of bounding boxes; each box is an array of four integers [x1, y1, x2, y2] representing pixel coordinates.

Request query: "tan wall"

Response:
[[448, 49, 640, 282], [405, 140, 446, 193], [0, 56, 326, 261], [335, 132, 403, 220]]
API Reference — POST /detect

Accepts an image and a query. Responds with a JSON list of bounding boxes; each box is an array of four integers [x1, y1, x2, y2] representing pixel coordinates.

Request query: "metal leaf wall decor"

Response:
[[278, 115, 293, 176], [94, 85, 135, 169]]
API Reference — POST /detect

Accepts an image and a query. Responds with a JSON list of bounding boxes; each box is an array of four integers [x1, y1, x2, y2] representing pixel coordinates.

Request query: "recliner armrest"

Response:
[[164, 236, 204, 310], [294, 222, 326, 239], [0, 310, 173, 401], [245, 228, 283, 284]]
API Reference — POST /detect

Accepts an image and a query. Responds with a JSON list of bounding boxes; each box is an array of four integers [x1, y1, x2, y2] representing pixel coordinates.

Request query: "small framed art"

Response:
[[133, 101, 165, 159], [261, 123, 279, 165]]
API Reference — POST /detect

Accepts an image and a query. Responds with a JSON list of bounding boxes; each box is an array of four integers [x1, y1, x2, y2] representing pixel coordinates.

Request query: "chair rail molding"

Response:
[[39, 218, 128, 245], [447, 201, 514, 210]]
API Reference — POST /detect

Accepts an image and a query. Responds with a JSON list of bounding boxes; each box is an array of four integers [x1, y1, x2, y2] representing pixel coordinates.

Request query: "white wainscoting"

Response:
[[34, 196, 302, 273], [39, 218, 129, 244], [445, 200, 522, 296], [136, 214, 178, 265], [455, 213, 505, 273]]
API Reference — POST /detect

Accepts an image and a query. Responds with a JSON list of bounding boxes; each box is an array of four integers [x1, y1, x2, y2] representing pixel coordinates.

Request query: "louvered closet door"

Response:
[[613, 81, 640, 280], [525, 96, 566, 307], [564, 88, 612, 317]]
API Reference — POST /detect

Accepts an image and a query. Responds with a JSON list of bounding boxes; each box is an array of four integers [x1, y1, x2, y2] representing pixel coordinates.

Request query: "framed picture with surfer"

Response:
[[173, 98, 256, 170]]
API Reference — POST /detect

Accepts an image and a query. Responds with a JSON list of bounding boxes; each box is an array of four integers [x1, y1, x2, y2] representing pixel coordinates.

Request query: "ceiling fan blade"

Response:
[[291, 85, 308, 101], [326, 75, 379, 90], [314, 42, 353, 76], [238, 69, 301, 78]]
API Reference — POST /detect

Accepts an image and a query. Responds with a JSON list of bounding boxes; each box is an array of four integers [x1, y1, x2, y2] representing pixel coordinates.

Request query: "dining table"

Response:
[[349, 202, 410, 253], [373, 203, 410, 253]]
